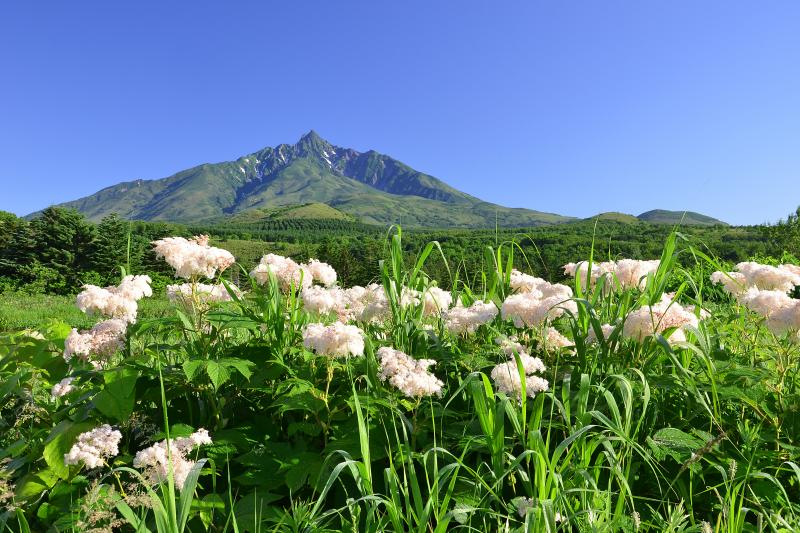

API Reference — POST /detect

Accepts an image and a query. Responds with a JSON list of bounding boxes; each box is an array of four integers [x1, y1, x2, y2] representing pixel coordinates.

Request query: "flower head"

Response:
[[302, 322, 365, 358], [377, 347, 444, 398], [64, 425, 122, 469], [153, 236, 235, 279]]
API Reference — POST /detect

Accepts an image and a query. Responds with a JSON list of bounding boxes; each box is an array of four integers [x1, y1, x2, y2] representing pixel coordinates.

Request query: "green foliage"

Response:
[[2, 225, 800, 531]]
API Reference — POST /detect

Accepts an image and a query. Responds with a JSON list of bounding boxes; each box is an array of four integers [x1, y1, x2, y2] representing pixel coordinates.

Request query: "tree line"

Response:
[[1, 206, 798, 295]]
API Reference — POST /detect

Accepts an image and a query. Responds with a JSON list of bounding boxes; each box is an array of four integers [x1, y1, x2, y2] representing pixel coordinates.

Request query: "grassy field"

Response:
[[2, 231, 800, 531], [0, 292, 173, 332]]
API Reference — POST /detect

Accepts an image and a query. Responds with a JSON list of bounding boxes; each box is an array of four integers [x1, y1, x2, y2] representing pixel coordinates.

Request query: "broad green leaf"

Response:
[[43, 420, 95, 479], [206, 360, 231, 390], [183, 359, 206, 382], [15, 468, 61, 499], [219, 357, 255, 380], [94, 368, 138, 422]]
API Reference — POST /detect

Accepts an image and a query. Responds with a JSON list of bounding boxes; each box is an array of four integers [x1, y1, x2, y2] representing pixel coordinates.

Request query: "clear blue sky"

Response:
[[1, 2, 798, 225]]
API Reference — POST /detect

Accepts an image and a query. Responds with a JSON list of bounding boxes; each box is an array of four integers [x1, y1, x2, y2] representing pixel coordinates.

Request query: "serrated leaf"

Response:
[[94, 368, 138, 422], [218, 357, 255, 380], [183, 359, 205, 382], [206, 360, 231, 390]]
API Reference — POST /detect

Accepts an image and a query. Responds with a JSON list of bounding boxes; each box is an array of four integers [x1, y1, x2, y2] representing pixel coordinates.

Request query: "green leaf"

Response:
[[43, 420, 95, 479], [183, 359, 206, 382], [206, 360, 231, 391], [15, 468, 61, 500], [218, 357, 255, 380], [94, 368, 138, 422]]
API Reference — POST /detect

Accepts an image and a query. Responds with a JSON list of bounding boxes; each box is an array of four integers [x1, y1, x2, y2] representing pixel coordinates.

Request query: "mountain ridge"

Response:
[[41, 131, 570, 228], [29, 131, 727, 228]]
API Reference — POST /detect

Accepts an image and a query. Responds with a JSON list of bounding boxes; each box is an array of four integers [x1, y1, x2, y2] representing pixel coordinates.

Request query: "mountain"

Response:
[[42, 131, 572, 228], [586, 212, 641, 224], [636, 209, 727, 226], [586, 210, 727, 226]]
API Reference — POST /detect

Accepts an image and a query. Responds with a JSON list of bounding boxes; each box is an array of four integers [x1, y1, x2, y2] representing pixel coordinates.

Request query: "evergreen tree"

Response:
[[92, 214, 129, 282], [29, 207, 96, 293]]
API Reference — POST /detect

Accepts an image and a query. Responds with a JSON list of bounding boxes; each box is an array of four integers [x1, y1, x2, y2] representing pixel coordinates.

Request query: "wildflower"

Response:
[[444, 300, 498, 334], [563, 260, 659, 290], [64, 424, 123, 469], [76, 275, 152, 323], [586, 323, 616, 344], [541, 326, 572, 350], [133, 429, 212, 490], [301, 285, 344, 315], [422, 286, 453, 316], [305, 259, 337, 287], [501, 289, 577, 328], [622, 295, 700, 344], [51, 377, 76, 398], [166, 282, 241, 306], [347, 283, 390, 323], [490, 353, 548, 401], [496, 334, 528, 356], [377, 347, 444, 398], [152, 235, 235, 279], [64, 319, 127, 367], [250, 253, 311, 291], [302, 322, 365, 358], [710, 270, 748, 297]]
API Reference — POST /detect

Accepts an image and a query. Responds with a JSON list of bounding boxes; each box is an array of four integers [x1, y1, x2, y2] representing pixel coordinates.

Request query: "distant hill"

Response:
[[587, 212, 641, 224], [584, 210, 726, 226], [37, 131, 572, 229], [637, 209, 727, 226], [220, 203, 355, 224]]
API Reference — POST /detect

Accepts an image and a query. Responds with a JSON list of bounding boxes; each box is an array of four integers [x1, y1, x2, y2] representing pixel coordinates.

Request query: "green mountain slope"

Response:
[[637, 209, 727, 226], [586, 212, 641, 223], [41, 131, 571, 228]]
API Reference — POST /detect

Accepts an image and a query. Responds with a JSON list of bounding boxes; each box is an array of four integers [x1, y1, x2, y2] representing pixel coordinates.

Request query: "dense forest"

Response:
[[1, 207, 798, 295]]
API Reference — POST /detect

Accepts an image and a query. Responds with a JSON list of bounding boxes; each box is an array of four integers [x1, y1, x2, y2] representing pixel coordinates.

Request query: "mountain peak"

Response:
[[294, 129, 333, 157], [297, 129, 323, 145], [40, 132, 574, 228], [300, 130, 323, 142]]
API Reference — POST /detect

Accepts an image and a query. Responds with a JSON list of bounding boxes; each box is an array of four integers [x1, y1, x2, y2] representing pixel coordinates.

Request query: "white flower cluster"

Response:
[[490, 352, 549, 401], [622, 295, 700, 344], [251, 254, 311, 290], [166, 282, 242, 306], [712, 262, 800, 296], [302, 322, 365, 358], [64, 318, 128, 367], [51, 377, 76, 398], [586, 323, 616, 344], [444, 300, 498, 334], [422, 287, 453, 316], [501, 276, 576, 328], [76, 275, 153, 323], [496, 328, 571, 355], [563, 259, 660, 290], [133, 429, 212, 490], [305, 259, 337, 287], [64, 424, 122, 469], [541, 326, 573, 351], [376, 346, 444, 398], [251, 254, 337, 291], [152, 235, 235, 279], [301, 283, 390, 322], [711, 262, 800, 340], [349, 284, 391, 322]]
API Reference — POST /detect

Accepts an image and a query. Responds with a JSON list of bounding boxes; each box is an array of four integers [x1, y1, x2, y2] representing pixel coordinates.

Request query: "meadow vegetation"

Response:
[[1, 212, 800, 531]]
